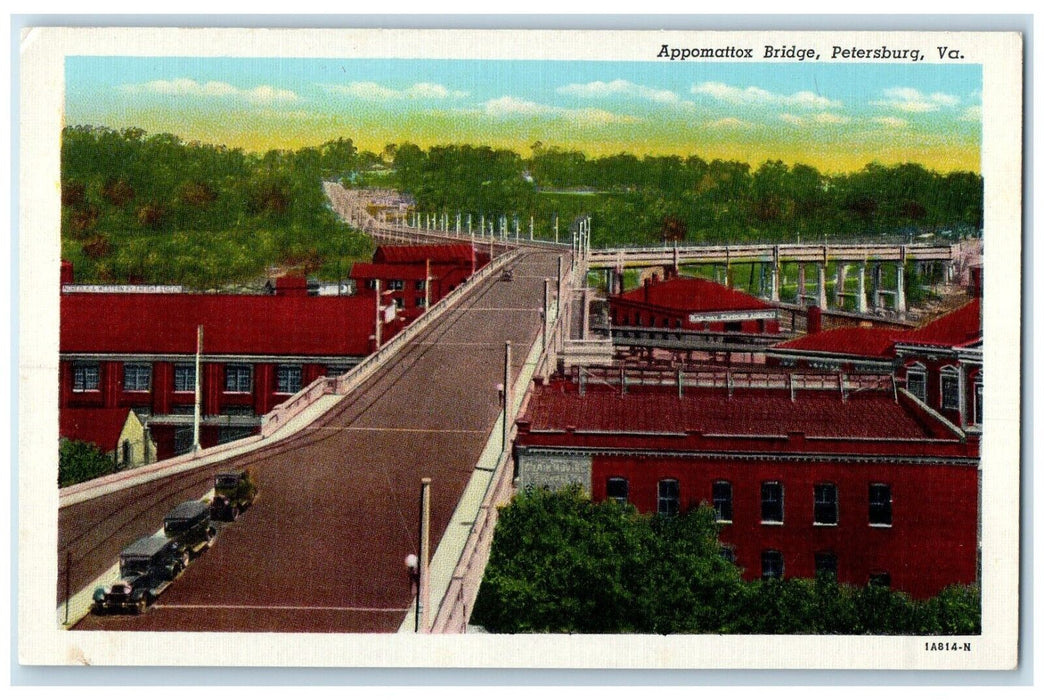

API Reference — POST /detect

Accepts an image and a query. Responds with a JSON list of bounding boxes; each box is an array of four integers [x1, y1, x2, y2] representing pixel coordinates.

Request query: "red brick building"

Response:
[[350, 244, 489, 323], [609, 275, 781, 334], [514, 373, 979, 598], [59, 274, 397, 460]]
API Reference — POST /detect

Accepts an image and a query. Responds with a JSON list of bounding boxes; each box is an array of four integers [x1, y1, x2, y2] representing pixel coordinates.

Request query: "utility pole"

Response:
[[418, 477, 432, 633], [502, 341, 512, 455], [192, 325, 203, 453], [374, 279, 383, 349]]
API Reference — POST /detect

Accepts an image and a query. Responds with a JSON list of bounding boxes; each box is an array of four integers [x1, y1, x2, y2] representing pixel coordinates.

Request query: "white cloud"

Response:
[[960, 105, 982, 122], [121, 78, 297, 102], [691, 81, 840, 109], [479, 96, 638, 124], [778, 112, 850, 127], [873, 87, 961, 113], [872, 116, 909, 129], [706, 117, 751, 129], [557, 79, 680, 104], [325, 81, 468, 100]]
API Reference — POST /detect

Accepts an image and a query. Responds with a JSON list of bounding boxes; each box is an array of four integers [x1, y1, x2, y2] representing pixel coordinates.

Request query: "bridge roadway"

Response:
[[66, 249, 559, 633]]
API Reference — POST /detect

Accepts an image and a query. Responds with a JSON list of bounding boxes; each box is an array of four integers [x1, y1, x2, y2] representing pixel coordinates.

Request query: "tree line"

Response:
[[60, 126, 983, 286], [471, 486, 980, 635], [385, 142, 982, 248], [61, 125, 373, 287]]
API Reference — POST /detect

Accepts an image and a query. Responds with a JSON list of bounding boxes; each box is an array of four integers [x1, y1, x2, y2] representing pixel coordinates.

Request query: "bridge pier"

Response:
[[834, 263, 848, 308], [856, 263, 868, 314], [797, 264, 807, 306], [895, 262, 907, 315], [871, 264, 883, 310], [816, 263, 828, 309]]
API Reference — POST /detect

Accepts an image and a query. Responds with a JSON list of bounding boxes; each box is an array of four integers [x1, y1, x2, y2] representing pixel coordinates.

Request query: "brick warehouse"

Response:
[[514, 371, 979, 598], [59, 243, 489, 461]]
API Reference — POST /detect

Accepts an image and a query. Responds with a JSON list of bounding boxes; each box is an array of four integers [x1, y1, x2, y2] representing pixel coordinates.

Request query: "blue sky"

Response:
[[65, 56, 982, 173]]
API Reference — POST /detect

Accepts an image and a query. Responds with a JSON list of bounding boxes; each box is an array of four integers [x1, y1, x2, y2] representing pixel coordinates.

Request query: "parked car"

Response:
[[210, 469, 258, 521], [163, 500, 215, 559], [92, 535, 184, 614]]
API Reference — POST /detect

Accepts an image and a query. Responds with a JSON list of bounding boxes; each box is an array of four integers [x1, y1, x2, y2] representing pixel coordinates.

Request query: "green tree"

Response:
[[58, 438, 115, 487]]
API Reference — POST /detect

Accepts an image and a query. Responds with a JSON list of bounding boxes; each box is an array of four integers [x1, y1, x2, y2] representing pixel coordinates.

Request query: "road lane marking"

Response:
[[155, 604, 409, 612]]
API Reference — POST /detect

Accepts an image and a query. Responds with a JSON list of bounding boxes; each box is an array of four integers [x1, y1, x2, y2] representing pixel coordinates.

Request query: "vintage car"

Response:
[[209, 469, 258, 521], [500, 268, 514, 282], [163, 500, 215, 558], [92, 535, 184, 614]]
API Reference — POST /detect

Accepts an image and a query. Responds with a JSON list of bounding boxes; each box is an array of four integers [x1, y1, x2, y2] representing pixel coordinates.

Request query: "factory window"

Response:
[[712, 480, 733, 522], [414, 279, 426, 291], [123, 363, 152, 392], [869, 483, 892, 526], [173, 427, 194, 456], [761, 550, 784, 580], [905, 363, 927, 402], [606, 477, 629, 505], [223, 405, 255, 417], [394, 298, 404, 309], [813, 483, 839, 525], [174, 363, 196, 393], [657, 479, 680, 517], [325, 365, 350, 378], [388, 279, 405, 291], [276, 365, 302, 394], [724, 321, 742, 332], [72, 362, 100, 392], [720, 546, 736, 564], [225, 364, 253, 393], [814, 551, 838, 578], [218, 427, 255, 445], [761, 481, 784, 524], [940, 366, 961, 411], [365, 279, 377, 290], [869, 571, 892, 588], [416, 296, 427, 308]]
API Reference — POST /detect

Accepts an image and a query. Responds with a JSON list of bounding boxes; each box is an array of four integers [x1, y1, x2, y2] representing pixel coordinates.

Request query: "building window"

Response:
[[365, 279, 377, 290], [724, 321, 742, 332], [174, 363, 196, 393], [325, 365, 350, 378], [657, 479, 680, 516], [173, 427, 194, 455], [720, 546, 736, 564], [225, 364, 253, 393], [869, 571, 891, 588], [416, 296, 427, 308], [761, 481, 784, 523], [712, 480, 733, 522], [906, 363, 927, 402], [814, 551, 838, 577], [123, 363, 152, 392], [813, 483, 839, 525], [606, 477, 629, 504], [414, 279, 426, 291], [72, 363, 100, 392], [940, 366, 961, 411], [869, 483, 892, 526], [388, 279, 404, 291], [973, 376, 983, 425], [394, 297, 404, 309], [276, 365, 302, 394], [223, 405, 255, 417], [218, 427, 255, 444], [761, 550, 784, 579]]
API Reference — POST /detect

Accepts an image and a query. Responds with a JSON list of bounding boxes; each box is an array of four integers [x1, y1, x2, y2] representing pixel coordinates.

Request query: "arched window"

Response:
[[606, 477, 629, 504], [940, 365, 961, 411], [657, 479, 680, 516]]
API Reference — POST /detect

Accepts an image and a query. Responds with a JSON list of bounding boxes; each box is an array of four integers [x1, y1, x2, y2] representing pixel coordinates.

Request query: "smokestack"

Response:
[[807, 305, 823, 335]]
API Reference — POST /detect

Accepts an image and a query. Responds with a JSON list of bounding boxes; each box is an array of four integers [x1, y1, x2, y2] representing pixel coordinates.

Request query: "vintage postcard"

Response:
[[18, 26, 1022, 670]]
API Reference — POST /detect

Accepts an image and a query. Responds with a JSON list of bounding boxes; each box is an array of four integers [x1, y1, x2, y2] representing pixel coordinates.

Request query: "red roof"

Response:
[[59, 408, 132, 451], [617, 277, 772, 313], [773, 326, 901, 358], [519, 382, 947, 441], [60, 291, 377, 356], [373, 244, 476, 265], [899, 299, 981, 348]]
